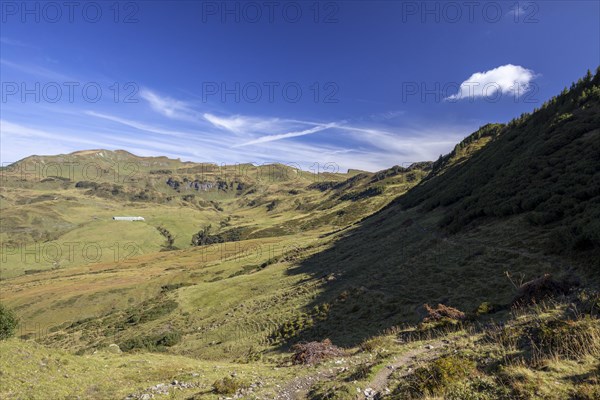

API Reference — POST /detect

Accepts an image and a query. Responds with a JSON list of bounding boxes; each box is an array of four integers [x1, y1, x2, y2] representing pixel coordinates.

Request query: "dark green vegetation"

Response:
[[400, 70, 600, 257], [0, 69, 599, 399], [380, 291, 600, 400], [0, 304, 18, 339], [212, 376, 250, 395]]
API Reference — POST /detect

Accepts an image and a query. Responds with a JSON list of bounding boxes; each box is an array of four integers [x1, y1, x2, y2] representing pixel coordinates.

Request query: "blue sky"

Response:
[[1, 1, 598, 171]]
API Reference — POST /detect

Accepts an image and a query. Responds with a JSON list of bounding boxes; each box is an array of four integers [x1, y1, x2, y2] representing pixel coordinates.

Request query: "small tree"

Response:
[[191, 224, 213, 246], [0, 304, 18, 339]]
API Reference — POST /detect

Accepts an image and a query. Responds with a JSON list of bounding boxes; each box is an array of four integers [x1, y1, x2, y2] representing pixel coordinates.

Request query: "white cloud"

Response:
[[369, 110, 406, 121], [0, 37, 31, 47], [203, 113, 252, 134], [140, 88, 198, 121], [0, 58, 74, 81], [235, 123, 336, 146], [446, 64, 536, 101], [203, 113, 288, 135], [1, 77, 480, 172], [1, 115, 474, 172], [0, 120, 117, 162], [85, 111, 188, 137]]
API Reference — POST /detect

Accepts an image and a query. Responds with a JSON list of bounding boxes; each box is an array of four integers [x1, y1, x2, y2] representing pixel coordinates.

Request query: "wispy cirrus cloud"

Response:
[[2, 79, 476, 172], [235, 123, 336, 146], [0, 119, 202, 163], [203, 113, 289, 135], [85, 111, 189, 137], [1, 120, 116, 150], [368, 110, 406, 122], [140, 88, 199, 121], [0, 58, 74, 81], [446, 64, 536, 101], [0, 37, 33, 48], [203, 113, 255, 134]]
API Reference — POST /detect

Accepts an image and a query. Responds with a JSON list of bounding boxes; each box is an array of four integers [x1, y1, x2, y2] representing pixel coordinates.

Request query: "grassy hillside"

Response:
[[1, 151, 429, 279], [400, 69, 600, 258]]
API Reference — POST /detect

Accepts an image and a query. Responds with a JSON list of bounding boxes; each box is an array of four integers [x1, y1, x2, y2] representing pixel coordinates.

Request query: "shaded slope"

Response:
[[400, 68, 600, 254], [278, 69, 600, 347]]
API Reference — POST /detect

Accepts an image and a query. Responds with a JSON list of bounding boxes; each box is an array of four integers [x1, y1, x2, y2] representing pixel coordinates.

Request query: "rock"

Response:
[[124, 380, 198, 399], [108, 344, 122, 354]]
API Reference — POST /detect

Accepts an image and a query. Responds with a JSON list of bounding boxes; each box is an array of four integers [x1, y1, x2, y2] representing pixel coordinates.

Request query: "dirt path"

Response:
[[275, 341, 446, 400], [275, 370, 335, 400], [366, 341, 444, 397]]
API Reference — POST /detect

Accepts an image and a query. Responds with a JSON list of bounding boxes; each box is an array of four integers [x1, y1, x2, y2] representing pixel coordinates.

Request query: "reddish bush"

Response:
[[291, 339, 344, 365], [423, 303, 466, 323]]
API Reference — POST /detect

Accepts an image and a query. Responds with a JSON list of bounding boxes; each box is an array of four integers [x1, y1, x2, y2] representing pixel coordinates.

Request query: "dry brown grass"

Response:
[[423, 303, 466, 323], [512, 273, 574, 307], [291, 339, 344, 365]]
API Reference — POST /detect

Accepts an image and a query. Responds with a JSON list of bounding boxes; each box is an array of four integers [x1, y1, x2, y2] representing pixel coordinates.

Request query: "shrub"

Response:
[[125, 300, 178, 325], [476, 302, 495, 315], [359, 335, 395, 353], [445, 375, 511, 400], [156, 226, 178, 251], [339, 186, 384, 201], [574, 384, 600, 400], [346, 362, 373, 381], [423, 303, 466, 322], [307, 381, 356, 400], [574, 289, 600, 316], [512, 274, 574, 306], [403, 305, 467, 341], [160, 283, 190, 293], [212, 376, 249, 395], [393, 355, 477, 398], [0, 304, 18, 339], [270, 305, 329, 342], [532, 317, 600, 362], [120, 330, 182, 352], [191, 225, 244, 246], [74, 180, 98, 189], [498, 367, 545, 400], [489, 315, 600, 366], [266, 200, 279, 212], [291, 339, 344, 365]]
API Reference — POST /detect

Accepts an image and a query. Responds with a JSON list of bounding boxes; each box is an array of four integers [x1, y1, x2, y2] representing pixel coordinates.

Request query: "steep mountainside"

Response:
[[278, 68, 600, 345], [400, 70, 600, 255]]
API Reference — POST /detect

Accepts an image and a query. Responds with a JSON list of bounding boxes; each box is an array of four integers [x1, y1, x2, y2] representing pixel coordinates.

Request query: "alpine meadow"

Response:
[[1, 1, 599, 399]]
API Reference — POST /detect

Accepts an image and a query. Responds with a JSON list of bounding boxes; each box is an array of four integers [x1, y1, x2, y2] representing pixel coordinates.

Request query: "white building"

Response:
[[112, 216, 145, 221]]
